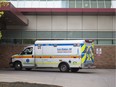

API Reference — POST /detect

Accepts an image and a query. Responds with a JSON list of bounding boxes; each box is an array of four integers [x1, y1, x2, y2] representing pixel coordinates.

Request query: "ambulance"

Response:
[[10, 40, 95, 72]]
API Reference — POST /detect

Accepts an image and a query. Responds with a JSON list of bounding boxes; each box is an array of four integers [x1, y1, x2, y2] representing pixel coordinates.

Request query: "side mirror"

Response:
[[20, 51, 25, 55]]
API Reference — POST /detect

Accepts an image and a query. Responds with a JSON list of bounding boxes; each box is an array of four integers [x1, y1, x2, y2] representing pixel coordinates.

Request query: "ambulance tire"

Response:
[[59, 63, 69, 72], [71, 68, 79, 72], [25, 68, 32, 71], [14, 62, 22, 70]]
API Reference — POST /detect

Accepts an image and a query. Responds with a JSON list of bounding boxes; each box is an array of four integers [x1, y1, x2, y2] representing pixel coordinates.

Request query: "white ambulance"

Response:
[[10, 40, 94, 72]]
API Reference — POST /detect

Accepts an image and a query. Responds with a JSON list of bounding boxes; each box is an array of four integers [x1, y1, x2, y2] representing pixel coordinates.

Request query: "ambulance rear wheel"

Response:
[[59, 63, 69, 72], [14, 62, 22, 70]]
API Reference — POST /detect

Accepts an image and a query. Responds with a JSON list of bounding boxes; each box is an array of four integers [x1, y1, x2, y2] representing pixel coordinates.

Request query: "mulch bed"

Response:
[[0, 82, 62, 87]]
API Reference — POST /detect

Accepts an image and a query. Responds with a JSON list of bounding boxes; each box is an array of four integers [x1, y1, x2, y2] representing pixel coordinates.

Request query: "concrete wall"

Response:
[[7, 15, 115, 32], [0, 45, 115, 69]]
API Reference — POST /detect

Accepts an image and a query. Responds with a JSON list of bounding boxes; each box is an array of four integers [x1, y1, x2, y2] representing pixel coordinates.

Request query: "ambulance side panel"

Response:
[[34, 43, 82, 68]]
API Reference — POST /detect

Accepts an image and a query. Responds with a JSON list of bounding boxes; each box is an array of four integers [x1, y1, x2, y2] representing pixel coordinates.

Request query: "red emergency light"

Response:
[[85, 40, 94, 43]]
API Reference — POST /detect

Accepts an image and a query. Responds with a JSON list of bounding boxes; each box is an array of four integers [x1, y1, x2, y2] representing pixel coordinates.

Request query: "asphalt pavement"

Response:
[[0, 69, 115, 87]]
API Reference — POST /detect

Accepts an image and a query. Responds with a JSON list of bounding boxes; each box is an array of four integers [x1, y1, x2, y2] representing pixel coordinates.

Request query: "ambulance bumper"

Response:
[[82, 64, 96, 69]]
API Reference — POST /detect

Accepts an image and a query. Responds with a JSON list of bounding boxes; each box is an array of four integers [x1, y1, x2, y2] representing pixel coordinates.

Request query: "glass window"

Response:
[[83, 0, 90, 8], [94, 40, 97, 44], [25, 0, 32, 8], [98, 31, 113, 38], [46, 0, 54, 8], [39, 0, 47, 8], [23, 39, 35, 44], [2, 31, 22, 39], [91, 0, 97, 8], [0, 39, 13, 44], [68, 31, 82, 39], [32, 0, 39, 8], [113, 32, 116, 39], [22, 31, 36, 39], [37, 31, 51, 39], [69, 0, 75, 8], [13, 39, 22, 44], [76, 0, 82, 8], [53, 0, 62, 8], [98, 0, 105, 8], [52, 31, 67, 39], [21, 47, 33, 55], [113, 40, 116, 45], [105, 0, 111, 8], [61, 0, 68, 8], [83, 31, 97, 38], [112, 1, 116, 8], [98, 39, 112, 44], [17, 0, 25, 8], [0, 39, 22, 44]]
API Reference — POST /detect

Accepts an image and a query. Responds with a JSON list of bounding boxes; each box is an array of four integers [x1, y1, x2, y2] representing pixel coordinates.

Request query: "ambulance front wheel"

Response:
[[71, 68, 79, 72], [25, 68, 32, 71], [59, 63, 69, 72], [14, 62, 22, 70]]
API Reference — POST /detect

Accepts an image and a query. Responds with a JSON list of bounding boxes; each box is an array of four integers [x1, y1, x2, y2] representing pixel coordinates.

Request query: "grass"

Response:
[[0, 82, 62, 87]]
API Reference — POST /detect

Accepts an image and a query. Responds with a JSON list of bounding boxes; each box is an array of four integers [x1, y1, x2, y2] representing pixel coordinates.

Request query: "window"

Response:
[[94, 40, 97, 44], [69, 0, 75, 8], [83, 0, 90, 8], [46, 0, 54, 8], [21, 47, 33, 55], [0, 39, 14, 44], [52, 31, 67, 39], [98, 0, 105, 8], [23, 39, 35, 44], [54, 44, 57, 47], [25, 0, 32, 8], [13, 39, 22, 44], [40, 0, 47, 8], [32, 0, 39, 8], [98, 40, 112, 45], [105, 0, 111, 8], [76, 0, 82, 8], [22, 31, 36, 39], [61, 0, 68, 8], [38, 44, 41, 49], [91, 0, 97, 8], [17, 0, 25, 8], [113, 40, 116, 45], [53, 0, 62, 8], [98, 31, 113, 38]]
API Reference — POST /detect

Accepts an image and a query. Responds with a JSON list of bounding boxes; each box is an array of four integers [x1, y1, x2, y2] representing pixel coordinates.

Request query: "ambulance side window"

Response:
[[38, 44, 41, 49], [21, 47, 33, 55]]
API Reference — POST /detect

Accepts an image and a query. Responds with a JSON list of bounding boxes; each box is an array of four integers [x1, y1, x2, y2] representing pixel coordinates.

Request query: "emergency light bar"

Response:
[[85, 40, 94, 43]]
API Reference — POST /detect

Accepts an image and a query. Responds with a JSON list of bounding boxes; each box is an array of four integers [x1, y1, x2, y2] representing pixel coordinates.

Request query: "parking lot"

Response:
[[0, 69, 115, 87]]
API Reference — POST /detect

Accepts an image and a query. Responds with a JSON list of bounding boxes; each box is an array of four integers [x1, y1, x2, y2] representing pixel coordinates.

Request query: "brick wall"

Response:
[[94, 45, 115, 69], [0, 45, 115, 69], [0, 45, 25, 68]]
